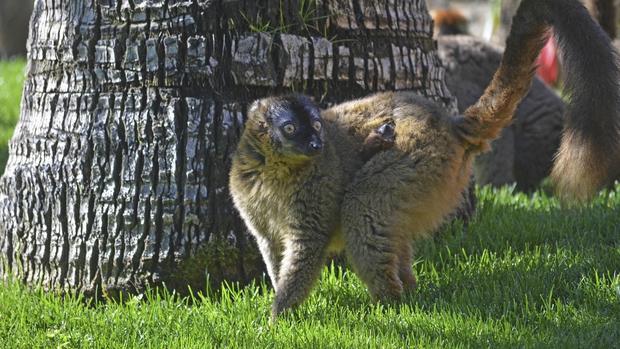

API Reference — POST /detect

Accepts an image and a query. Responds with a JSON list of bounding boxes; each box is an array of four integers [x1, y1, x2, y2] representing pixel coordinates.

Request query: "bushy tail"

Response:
[[454, 0, 620, 201]]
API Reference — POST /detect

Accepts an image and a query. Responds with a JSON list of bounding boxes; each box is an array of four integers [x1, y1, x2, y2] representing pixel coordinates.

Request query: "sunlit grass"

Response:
[[1, 186, 618, 348]]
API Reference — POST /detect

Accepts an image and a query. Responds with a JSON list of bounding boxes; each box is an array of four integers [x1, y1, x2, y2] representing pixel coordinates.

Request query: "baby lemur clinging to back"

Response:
[[431, 8, 469, 35], [229, 0, 620, 319]]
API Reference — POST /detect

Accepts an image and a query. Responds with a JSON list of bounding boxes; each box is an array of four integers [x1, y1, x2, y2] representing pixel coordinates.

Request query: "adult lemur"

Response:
[[229, 0, 620, 319]]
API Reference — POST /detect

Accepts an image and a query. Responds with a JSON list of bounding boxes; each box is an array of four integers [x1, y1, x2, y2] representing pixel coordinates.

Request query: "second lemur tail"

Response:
[[455, 0, 620, 201]]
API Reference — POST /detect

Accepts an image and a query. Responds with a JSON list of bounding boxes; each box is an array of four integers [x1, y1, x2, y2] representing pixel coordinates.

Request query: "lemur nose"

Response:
[[310, 140, 322, 151]]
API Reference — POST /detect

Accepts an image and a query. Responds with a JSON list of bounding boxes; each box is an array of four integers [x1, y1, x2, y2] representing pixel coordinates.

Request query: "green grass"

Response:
[[1, 186, 619, 348], [0, 59, 26, 175]]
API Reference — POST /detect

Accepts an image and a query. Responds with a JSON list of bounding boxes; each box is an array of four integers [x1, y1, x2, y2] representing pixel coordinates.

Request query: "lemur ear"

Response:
[[249, 99, 269, 116], [248, 99, 270, 131]]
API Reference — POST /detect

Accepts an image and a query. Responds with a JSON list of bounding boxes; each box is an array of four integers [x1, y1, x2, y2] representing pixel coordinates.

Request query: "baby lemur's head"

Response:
[[247, 94, 324, 159], [430, 8, 469, 36]]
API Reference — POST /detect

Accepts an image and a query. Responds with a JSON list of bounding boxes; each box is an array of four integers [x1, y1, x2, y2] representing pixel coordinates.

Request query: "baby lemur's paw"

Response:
[[360, 119, 396, 161], [375, 120, 396, 142]]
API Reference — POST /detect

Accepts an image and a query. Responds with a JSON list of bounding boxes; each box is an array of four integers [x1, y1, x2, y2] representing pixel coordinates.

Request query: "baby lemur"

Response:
[[431, 8, 469, 35], [229, 0, 620, 319]]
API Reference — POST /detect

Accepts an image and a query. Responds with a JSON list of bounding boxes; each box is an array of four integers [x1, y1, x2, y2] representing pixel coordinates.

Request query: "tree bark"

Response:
[[0, 0, 457, 296]]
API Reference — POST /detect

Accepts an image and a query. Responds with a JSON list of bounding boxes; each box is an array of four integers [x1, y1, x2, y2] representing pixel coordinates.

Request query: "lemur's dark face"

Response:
[[251, 95, 324, 158]]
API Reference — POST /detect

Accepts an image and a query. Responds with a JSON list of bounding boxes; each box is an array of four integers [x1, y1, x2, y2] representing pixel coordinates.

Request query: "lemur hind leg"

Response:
[[342, 207, 404, 301], [341, 152, 423, 301], [397, 241, 417, 293]]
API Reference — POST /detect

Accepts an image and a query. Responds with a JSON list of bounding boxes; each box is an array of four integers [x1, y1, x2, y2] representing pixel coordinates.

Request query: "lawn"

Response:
[[0, 187, 619, 348], [0, 59, 26, 175]]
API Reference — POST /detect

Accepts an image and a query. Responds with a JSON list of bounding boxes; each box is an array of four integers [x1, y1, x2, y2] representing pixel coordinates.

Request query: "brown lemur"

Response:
[[230, 0, 620, 319], [229, 95, 395, 318]]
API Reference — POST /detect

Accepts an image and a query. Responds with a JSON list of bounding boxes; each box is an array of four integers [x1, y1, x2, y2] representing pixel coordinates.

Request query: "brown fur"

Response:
[[551, 130, 620, 201], [326, 92, 472, 300], [456, 25, 548, 152], [360, 118, 396, 161], [230, 97, 344, 318]]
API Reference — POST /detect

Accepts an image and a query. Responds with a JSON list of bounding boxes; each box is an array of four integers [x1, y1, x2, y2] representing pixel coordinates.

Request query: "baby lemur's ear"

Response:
[[248, 99, 269, 116], [248, 99, 271, 131]]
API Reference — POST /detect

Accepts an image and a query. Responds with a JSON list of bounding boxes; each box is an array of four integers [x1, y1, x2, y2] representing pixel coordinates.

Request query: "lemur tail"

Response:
[[454, 0, 620, 201]]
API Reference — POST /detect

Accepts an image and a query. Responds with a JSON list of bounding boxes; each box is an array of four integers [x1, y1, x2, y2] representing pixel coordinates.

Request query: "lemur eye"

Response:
[[282, 123, 296, 135], [312, 120, 322, 132]]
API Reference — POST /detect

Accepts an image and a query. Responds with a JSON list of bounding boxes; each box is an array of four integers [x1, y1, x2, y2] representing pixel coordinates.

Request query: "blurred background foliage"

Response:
[[0, 0, 31, 174], [0, 59, 25, 175]]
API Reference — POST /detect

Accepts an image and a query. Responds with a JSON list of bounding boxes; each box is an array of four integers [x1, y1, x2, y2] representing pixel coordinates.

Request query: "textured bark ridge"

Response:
[[0, 0, 456, 296]]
